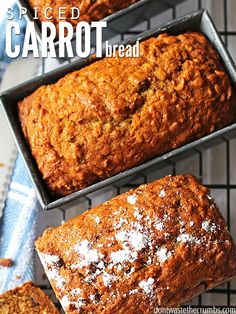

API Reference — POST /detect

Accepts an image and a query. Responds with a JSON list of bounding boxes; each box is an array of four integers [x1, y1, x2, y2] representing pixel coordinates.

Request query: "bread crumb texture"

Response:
[[35, 175, 236, 314], [18, 32, 236, 196], [0, 281, 59, 313]]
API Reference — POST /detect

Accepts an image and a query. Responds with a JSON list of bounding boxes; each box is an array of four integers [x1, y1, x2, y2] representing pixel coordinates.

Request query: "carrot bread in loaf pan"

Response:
[[0, 281, 59, 313], [18, 32, 236, 196], [27, 0, 139, 32], [35, 175, 236, 313]]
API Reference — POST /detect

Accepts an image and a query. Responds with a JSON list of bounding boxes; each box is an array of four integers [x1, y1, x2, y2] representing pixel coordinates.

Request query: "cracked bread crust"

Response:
[[18, 32, 236, 196], [35, 175, 236, 314], [27, 0, 138, 33], [0, 281, 59, 314]]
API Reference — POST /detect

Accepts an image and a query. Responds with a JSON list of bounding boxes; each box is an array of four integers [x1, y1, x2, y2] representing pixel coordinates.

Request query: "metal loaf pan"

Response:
[[1, 9, 236, 210], [16, 0, 185, 48]]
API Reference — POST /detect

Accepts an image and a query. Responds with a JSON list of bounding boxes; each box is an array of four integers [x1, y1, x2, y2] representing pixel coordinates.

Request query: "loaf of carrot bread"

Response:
[[0, 281, 59, 313], [18, 32, 236, 196], [27, 0, 138, 32], [35, 175, 236, 313]]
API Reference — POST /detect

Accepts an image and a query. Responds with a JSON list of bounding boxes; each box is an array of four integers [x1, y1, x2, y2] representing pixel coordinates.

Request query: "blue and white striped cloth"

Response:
[[0, 156, 38, 293], [0, 5, 39, 293]]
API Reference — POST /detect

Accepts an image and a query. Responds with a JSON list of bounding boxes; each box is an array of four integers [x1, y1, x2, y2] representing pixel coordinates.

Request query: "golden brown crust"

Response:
[[27, 0, 138, 33], [0, 281, 59, 313], [35, 174, 236, 314], [18, 32, 236, 196]]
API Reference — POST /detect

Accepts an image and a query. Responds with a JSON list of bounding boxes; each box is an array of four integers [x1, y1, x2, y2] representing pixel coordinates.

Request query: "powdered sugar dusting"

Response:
[[189, 221, 194, 227], [110, 249, 138, 264], [78, 297, 86, 309], [202, 220, 217, 233], [163, 213, 168, 220], [126, 267, 135, 275], [60, 290, 85, 311], [110, 207, 157, 275], [115, 218, 128, 230], [134, 210, 143, 220], [103, 272, 116, 287], [93, 215, 101, 225], [146, 256, 152, 265], [71, 288, 82, 296], [38, 253, 65, 290], [61, 294, 83, 310], [116, 230, 127, 242], [154, 220, 164, 231], [159, 189, 166, 198], [139, 278, 155, 295], [60, 295, 73, 310], [89, 294, 95, 301], [127, 194, 137, 205], [177, 233, 201, 244], [116, 229, 149, 251], [89, 294, 97, 304], [117, 264, 122, 271], [40, 253, 60, 265], [156, 247, 172, 263], [73, 240, 104, 268], [97, 261, 105, 269]]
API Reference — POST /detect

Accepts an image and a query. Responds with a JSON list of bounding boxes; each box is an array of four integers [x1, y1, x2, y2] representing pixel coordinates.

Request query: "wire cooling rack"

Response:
[[35, 0, 236, 310]]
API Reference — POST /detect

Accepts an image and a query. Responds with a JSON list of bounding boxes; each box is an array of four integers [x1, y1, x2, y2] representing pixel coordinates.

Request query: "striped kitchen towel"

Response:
[[0, 155, 38, 293]]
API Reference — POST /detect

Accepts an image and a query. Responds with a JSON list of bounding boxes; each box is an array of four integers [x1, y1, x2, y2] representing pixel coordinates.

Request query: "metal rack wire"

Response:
[[36, 0, 236, 310]]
